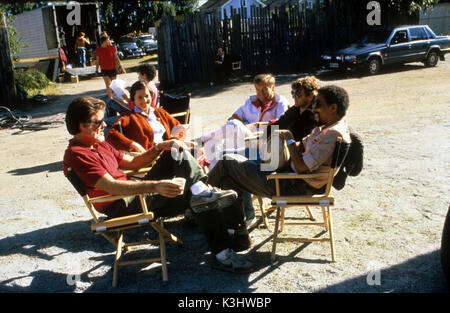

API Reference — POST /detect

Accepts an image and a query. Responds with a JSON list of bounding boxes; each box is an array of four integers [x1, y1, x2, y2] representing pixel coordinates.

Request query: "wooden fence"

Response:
[[157, 0, 418, 88]]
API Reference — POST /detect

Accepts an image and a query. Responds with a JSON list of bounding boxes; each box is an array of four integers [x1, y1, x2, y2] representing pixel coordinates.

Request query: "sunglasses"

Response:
[[291, 90, 303, 98], [312, 98, 324, 109]]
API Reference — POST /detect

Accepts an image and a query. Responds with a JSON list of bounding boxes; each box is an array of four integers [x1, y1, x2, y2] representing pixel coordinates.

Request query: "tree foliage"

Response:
[[98, 0, 200, 40], [379, 0, 440, 14]]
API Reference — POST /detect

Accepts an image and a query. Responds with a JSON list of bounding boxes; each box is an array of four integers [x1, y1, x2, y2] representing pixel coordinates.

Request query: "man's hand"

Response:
[[157, 139, 195, 152], [154, 179, 183, 198], [275, 129, 294, 141]]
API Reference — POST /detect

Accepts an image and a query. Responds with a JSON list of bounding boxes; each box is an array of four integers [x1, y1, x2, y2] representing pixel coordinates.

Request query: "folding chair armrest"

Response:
[[91, 211, 156, 232], [170, 112, 187, 118], [89, 194, 138, 203], [89, 192, 155, 204], [244, 135, 260, 142], [244, 131, 264, 142], [267, 172, 329, 180]]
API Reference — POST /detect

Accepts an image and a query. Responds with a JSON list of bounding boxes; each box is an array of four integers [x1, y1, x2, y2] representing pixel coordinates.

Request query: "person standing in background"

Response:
[[74, 32, 90, 67], [95, 35, 120, 99]]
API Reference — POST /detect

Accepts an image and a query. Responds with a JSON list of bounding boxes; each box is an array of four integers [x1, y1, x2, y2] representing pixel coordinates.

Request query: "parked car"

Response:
[[117, 37, 145, 60], [321, 25, 450, 75], [111, 41, 124, 60], [137, 34, 158, 54]]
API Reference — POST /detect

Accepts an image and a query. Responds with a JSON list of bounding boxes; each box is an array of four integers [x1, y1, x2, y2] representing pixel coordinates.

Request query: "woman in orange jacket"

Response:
[[107, 80, 187, 153]]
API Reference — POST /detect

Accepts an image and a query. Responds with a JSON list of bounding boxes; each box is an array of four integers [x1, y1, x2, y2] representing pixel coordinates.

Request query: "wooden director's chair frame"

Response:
[[265, 137, 349, 262], [64, 166, 183, 287], [244, 135, 349, 262]]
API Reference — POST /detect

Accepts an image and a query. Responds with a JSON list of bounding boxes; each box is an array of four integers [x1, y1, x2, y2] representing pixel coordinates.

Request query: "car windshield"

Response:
[[120, 37, 136, 43], [139, 35, 154, 42], [359, 29, 392, 44]]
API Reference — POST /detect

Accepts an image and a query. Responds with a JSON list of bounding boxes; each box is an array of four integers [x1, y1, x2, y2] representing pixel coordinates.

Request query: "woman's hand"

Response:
[[130, 141, 146, 153], [171, 124, 188, 141]]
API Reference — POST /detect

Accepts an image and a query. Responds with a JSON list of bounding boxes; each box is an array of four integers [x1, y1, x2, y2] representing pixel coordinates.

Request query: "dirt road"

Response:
[[0, 60, 449, 293]]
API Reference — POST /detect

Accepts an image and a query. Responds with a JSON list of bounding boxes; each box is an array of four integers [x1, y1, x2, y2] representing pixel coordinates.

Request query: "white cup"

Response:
[[172, 177, 186, 194]]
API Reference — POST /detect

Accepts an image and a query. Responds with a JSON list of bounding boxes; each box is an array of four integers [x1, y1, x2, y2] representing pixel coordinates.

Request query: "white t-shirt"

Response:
[[134, 106, 166, 144]]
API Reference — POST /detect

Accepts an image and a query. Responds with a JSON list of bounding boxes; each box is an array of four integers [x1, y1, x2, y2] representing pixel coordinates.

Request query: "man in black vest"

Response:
[[212, 47, 228, 85]]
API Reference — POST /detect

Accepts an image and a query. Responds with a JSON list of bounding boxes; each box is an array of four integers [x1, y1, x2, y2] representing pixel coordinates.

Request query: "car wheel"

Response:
[[425, 51, 439, 67], [367, 57, 381, 75], [442, 206, 450, 286]]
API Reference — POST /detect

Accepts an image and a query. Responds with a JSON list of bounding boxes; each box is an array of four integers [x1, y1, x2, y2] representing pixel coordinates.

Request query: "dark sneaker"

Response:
[[212, 249, 254, 274], [183, 209, 197, 227], [190, 187, 237, 213], [231, 233, 252, 252]]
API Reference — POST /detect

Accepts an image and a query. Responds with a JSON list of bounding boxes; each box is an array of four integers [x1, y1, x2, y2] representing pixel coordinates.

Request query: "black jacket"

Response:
[[264, 105, 317, 141]]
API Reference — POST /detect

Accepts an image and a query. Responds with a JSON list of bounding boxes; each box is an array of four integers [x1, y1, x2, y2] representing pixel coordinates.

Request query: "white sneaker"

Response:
[[212, 249, 254, 274], [190, 187, 237, 212]]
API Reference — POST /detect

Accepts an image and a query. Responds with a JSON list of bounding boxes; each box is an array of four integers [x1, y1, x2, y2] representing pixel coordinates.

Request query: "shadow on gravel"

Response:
[[317, 250, 449, 293], [2, 216, 448, 292], [0, 218, 256, 292], [7, 161, 62, 176], [0, 220, 109, 261]]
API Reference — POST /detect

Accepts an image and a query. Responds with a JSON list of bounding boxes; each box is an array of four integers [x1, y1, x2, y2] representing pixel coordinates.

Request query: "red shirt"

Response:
[[63, 139, 127, 212], [95, 45, 116, 70]]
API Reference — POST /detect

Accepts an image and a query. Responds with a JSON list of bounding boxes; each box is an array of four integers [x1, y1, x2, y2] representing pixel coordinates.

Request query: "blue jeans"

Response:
[[77, 47, 86, 67], [221, 147, 262, 221]]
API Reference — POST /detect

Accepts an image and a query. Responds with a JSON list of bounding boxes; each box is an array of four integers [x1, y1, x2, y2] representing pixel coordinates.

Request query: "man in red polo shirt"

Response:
[[63, 96, 254, 274], [95, 35, 119, 99]]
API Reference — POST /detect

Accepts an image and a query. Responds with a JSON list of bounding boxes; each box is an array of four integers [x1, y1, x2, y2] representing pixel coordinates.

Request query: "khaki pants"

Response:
[[207, 156, 324, 199], [104, 149, 246, 254]]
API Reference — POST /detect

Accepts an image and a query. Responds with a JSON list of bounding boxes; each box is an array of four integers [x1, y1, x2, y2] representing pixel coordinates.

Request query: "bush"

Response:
[[14, 68, 50, 98]]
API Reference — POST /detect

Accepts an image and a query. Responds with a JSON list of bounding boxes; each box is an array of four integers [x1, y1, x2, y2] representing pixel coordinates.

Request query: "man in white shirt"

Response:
[[230, 74, 289, 124], [201, 74, 289, 169]]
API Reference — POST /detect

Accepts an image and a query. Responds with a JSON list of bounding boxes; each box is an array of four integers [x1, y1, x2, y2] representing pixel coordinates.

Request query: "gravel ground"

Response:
[[0, 60, 449, 293]]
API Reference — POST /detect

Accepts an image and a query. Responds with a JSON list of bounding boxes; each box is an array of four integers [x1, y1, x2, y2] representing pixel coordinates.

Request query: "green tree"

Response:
[[98, 0, 200, 40], [379, 0, 440, 14]]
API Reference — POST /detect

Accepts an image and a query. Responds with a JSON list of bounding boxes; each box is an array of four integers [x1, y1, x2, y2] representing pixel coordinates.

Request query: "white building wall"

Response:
[[12, 8, 58, 59], [221, 0, 266, 19]]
